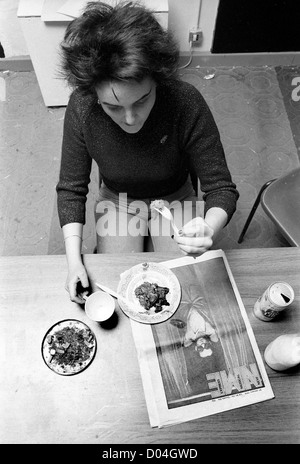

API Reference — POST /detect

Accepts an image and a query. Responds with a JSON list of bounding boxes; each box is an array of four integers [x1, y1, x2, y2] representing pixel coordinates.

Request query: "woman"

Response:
[[56, 1, 239, 303]]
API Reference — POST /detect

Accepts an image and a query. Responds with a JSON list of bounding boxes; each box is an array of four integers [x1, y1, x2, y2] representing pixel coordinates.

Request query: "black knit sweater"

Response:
[[56, 79, 239, 227]]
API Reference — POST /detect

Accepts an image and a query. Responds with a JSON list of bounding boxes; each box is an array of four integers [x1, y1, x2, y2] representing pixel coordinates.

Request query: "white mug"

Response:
[[84, 291, 115, 322]]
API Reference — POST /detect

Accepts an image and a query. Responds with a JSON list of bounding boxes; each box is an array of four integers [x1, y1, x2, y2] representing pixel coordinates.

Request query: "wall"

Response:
[[169, 0, 219, 52], [0, 0, 28, 56], [0, 0, 218, 58]]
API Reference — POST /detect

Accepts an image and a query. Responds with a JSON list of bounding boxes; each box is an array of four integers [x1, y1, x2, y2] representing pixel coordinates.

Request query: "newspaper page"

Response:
[[130, 250, 274, 428]]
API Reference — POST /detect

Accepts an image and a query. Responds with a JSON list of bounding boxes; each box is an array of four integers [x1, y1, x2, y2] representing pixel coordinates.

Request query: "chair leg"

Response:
[[238, 180, 276, 244]]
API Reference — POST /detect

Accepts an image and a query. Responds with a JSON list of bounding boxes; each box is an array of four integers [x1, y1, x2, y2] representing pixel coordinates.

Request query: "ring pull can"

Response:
[[254, 282, 294, 321]]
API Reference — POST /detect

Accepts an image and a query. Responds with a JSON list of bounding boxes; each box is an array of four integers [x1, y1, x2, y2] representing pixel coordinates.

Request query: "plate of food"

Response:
[[41, 319, 97, 376], [117, 262, 181, 324]]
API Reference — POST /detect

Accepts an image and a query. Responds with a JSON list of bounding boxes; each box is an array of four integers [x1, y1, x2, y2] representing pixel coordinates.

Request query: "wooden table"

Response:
[[0, 248, 299, 444]]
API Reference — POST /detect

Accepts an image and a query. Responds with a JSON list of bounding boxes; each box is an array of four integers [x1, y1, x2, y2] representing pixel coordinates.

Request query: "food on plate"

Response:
[[42, 320, 96, 375], [150, 199, 165, 211], [150, 199, 165, 219], [134, 281, 170, 313], [117, 261, 181, 324]]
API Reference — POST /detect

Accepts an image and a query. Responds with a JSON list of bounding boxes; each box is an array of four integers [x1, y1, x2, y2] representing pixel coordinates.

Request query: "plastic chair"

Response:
[[238, 166, 300, 246]]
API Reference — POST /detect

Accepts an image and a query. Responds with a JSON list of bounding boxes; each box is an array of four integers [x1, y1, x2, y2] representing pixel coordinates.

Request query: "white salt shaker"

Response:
[[264, 333, 300, 371]]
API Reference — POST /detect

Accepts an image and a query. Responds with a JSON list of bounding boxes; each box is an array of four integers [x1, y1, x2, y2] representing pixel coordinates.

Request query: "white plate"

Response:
[[117, 262, 181, 324], [41, 319, 97, 376]]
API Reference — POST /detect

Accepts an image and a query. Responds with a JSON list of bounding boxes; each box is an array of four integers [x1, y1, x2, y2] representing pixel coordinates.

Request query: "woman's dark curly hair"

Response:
[[60, 1, 179, 95]]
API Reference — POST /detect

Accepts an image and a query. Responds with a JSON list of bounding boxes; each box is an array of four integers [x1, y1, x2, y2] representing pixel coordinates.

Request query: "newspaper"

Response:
[[130, 250, 274, 428]]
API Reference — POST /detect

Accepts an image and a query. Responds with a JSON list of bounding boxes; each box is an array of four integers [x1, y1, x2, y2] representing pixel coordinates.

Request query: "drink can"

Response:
[[253, 282, 294, 321]]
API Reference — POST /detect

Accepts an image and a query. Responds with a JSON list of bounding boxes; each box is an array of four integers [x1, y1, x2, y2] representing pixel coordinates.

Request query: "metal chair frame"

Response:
[[238, 179, 276, 244], [238, 166, 300, 246]]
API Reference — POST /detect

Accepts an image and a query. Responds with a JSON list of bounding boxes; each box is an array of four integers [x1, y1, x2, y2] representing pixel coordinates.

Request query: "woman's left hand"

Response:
[[173, 217, 214, 255]]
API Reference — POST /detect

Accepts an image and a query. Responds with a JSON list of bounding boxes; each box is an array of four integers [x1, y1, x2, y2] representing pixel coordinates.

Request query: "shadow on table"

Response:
[[98, 311, 119, 330]]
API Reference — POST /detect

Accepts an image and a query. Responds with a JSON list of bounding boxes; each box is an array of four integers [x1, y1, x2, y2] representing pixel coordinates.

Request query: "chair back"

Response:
[[261, 167, 300, 246]]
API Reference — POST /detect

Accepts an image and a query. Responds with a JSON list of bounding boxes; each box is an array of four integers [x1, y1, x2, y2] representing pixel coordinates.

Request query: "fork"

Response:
[[151, 205, 180, 236]]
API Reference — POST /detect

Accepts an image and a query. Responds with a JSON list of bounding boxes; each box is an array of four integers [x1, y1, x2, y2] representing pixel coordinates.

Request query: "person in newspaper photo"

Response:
[[150, 258, 266, 412], [56, 1, 239, 303]]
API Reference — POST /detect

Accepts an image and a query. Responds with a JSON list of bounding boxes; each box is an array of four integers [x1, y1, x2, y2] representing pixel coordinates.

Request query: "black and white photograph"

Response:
[[131, 251, 274, 427], [0, 0, 299, 446]]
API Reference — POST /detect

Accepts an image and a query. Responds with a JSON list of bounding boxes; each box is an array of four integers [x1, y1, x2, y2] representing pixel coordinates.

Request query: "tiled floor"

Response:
[[181, 65, 300, 250], [0, 65, 299, 256]]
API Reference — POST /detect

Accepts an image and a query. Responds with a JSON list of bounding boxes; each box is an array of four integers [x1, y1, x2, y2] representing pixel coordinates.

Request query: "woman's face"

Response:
[[96, 77, 156, 134]]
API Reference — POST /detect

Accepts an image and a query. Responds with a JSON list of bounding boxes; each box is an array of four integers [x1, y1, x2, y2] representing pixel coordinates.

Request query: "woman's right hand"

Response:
[[65, 262, 90, 304]]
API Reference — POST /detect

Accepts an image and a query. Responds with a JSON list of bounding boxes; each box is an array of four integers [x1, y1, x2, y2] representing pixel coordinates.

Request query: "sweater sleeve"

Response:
[[56, 93, 92, 227], [180, 85, 239, 223]]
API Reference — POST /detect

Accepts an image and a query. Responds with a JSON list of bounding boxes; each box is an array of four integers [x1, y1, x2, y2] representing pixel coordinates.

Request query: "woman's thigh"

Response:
[[96, 213, 147, 252], [94, 178, 203, 253], [95, 188, 148, 253], [149, 198, 198, 252]]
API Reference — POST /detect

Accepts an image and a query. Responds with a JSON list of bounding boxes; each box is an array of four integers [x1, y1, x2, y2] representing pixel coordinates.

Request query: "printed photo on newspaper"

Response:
[[130, 250, 274, 428]]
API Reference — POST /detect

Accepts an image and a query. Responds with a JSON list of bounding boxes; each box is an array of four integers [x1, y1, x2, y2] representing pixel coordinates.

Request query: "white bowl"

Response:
[[84, 291, 115, 322]]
